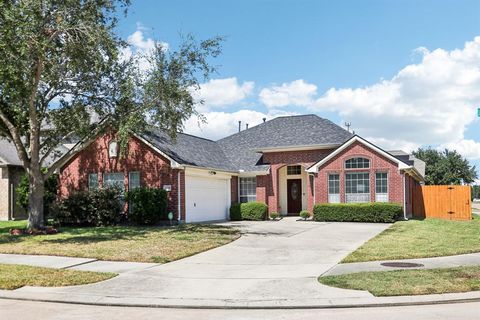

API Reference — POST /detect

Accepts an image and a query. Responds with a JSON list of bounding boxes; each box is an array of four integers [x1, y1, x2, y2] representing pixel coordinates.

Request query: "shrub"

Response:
[[313, 203, 402, 223], [126, 187, 168, 225], [269, 211, 280, 220], [230, 203, 242, 221], [90, 188, 124, 226], [241, 202, 268, 221], [299, 210, 311, 220], [53, 187, 123, 226]]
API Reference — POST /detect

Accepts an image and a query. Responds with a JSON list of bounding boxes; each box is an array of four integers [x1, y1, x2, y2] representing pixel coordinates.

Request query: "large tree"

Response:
[[0, 0, 222, 229], [412, 148, 477, 185]]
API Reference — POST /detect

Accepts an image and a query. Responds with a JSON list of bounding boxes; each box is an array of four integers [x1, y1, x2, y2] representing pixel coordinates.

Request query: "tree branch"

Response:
[[0, 107, 30, 169]]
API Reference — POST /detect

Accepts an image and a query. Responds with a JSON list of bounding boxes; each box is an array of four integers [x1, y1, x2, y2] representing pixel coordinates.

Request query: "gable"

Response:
[[307, 135, 410, 173]]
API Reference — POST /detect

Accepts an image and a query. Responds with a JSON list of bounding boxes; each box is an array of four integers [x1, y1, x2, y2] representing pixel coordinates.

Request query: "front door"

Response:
[[287, 179, 302, 214]]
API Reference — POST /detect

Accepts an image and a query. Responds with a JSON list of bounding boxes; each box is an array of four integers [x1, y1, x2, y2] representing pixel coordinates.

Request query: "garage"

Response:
[[185, 172, 231, 223]]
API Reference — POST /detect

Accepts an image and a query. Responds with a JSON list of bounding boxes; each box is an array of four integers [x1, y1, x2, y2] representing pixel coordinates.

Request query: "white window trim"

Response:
[[375, 171, 389, 202], [327, 173, 340, 203], [238, 176, 257, 203], [88, 173, 98, 191], [345, 172, 370, 203], [128, 171, 141, 190], [344, 157, 370, 169]]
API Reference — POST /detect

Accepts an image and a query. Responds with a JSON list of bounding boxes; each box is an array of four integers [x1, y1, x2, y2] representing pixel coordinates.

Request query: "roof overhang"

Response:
[[252, 143, 341, 153], [238, 168, 270, 176], [307, 135, 411, 173]]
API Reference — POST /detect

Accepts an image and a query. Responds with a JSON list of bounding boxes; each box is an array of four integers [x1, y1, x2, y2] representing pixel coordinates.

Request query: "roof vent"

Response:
[[262, 117, 266, 123], [238, 121, 241, 132], [246, 123, 249, 130]]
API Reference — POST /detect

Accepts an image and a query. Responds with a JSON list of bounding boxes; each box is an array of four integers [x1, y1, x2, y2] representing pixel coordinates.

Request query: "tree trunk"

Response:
[[27, 173, 45, 230]]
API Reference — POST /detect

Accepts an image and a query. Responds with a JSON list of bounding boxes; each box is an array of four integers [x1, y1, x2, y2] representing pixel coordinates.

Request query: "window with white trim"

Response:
[[128, 172, 140, 190], [345, 172, 370, 203], [108, 140, 118, 158], [88, 173, 98, 190], [239, 177, 256, 203], [375, 172, 388, 202], [345, 157, 370, 169], [287, 165, 301, 175], [103, 173, 124, 191], [328, 174, 340, 203]]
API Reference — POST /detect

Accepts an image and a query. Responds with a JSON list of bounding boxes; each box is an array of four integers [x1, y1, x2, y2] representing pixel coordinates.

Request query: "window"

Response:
[[328, 174, 340, 203], [239, 177, 256, 203], [103, 173, 124, 191], [129, 172, 140, 190], [375, 172, 388, 202], [345, 172, 370, 203], [287, 165, 301, 175], [345, 157, 370, 169], [88, 173, 98, 190], [108, 140, 118, 158]]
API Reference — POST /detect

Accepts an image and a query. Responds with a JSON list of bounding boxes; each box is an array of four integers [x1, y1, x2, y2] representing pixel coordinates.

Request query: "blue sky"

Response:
[[117, 0, 480, 166]]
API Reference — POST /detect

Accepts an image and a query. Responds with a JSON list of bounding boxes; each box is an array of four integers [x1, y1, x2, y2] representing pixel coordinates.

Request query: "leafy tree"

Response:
[[412, 148, 477, 185], [16, 169, 58, 223], [0, 0, 222, 229]]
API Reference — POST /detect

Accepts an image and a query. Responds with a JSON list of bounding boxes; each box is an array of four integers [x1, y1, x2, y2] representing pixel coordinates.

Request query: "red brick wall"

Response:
[[314, 141, 404, 205], [59, 132, 185, 220], [230, 176, 238, 203]]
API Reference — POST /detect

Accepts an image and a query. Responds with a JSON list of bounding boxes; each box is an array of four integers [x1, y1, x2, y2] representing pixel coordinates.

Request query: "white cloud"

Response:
[[309, 36, 480, 158], [440, 139, 480, 160], [119, 27, 169, 72], [184, 109, 296, 140], [259, 79, 317, 108], [192, 78, 254, 112]]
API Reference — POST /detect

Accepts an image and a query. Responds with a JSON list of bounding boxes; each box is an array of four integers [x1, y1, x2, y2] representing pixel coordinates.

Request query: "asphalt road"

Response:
[[0, 299, 478, 320]]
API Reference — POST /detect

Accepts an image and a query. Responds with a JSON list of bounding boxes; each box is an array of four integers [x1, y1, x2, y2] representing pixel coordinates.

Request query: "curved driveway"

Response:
[[8, 218, 390, 307]]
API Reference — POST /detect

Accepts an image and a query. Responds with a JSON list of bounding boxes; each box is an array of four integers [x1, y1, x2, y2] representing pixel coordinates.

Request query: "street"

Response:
[[0, 299, 478, 320]]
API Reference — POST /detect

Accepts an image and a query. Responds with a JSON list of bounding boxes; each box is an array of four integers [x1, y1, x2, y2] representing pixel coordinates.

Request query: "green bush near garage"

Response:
[[240, 202, 268, 221], [126, 187, 168, 225], [313, 203, 402, 223], [229, 203, 242, 221]]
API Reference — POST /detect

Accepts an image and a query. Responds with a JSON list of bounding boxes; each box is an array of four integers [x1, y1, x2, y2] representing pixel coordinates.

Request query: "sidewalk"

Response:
[[323, 252, 480, 276], [0, 253, 159, 274]]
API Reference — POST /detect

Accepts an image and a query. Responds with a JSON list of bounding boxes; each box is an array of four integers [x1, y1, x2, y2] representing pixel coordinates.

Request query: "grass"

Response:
[[319, 266, 480, 296], [0, 263, 116, 290], [343, 218, 480, 263], [0, 220, 239, 263]]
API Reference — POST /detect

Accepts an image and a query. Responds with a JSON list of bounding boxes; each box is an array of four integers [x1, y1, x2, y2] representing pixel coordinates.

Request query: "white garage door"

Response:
[[185, 174, 230, 223]]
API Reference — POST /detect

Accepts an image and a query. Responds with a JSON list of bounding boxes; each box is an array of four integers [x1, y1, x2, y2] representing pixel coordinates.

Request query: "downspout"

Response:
[[177, 170, 182, 223], [403, 172, 408, 220]]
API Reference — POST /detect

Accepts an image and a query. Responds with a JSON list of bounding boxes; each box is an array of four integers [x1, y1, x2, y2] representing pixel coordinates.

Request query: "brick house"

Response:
[[55, 114, 425, 222]]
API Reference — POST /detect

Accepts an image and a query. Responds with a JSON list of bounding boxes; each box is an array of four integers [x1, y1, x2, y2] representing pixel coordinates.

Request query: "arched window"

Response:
[[108, 140, 118, 158], [345, 157, 370, 169]]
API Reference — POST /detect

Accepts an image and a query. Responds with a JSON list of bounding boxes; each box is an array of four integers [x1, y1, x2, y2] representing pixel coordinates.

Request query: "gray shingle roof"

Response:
[[216, 114, 353, 172], [0, 138, 71, 167], [389, 150, 426, 177], [141, 128, 237, 172]]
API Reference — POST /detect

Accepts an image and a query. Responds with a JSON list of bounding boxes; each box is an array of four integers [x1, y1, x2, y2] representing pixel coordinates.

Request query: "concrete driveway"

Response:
[[7, 218, 390, 307]]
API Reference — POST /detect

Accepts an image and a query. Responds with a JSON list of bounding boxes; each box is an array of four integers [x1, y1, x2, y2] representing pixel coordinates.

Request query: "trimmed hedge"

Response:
[[241, 202, 268, 221], [126, 187, 168, 225], [313, 203, 402, 223], [230, 203, 242, 221]]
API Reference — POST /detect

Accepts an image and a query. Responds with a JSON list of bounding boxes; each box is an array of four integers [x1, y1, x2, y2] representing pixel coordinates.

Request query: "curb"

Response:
[[1, 295, 480, 310]]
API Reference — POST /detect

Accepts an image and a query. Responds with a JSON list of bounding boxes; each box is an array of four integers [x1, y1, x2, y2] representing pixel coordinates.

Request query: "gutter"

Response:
[[402, 173, 408, 220], [177, 170, 182, 222]]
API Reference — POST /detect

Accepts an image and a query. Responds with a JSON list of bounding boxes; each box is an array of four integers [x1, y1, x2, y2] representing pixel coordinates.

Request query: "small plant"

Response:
[[300, 210, 311, 220], [270, 212, 280, 220]]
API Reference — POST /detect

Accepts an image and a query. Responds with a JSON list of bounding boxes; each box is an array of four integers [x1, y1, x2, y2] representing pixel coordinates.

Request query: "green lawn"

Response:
[[319, 266, 480, 296], [343, 218, 480, 263], [0, 220, 239, 263], [0, 263, 116, 290]]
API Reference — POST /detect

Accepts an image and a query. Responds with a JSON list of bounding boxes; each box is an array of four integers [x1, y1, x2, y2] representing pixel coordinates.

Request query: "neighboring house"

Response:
[[0, 138, 71, 221], [55, 114, 425, 223]]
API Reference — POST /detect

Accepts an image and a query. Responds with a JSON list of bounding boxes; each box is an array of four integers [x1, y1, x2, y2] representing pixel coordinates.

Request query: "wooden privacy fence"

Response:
[[412, 185, 472, 221]]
